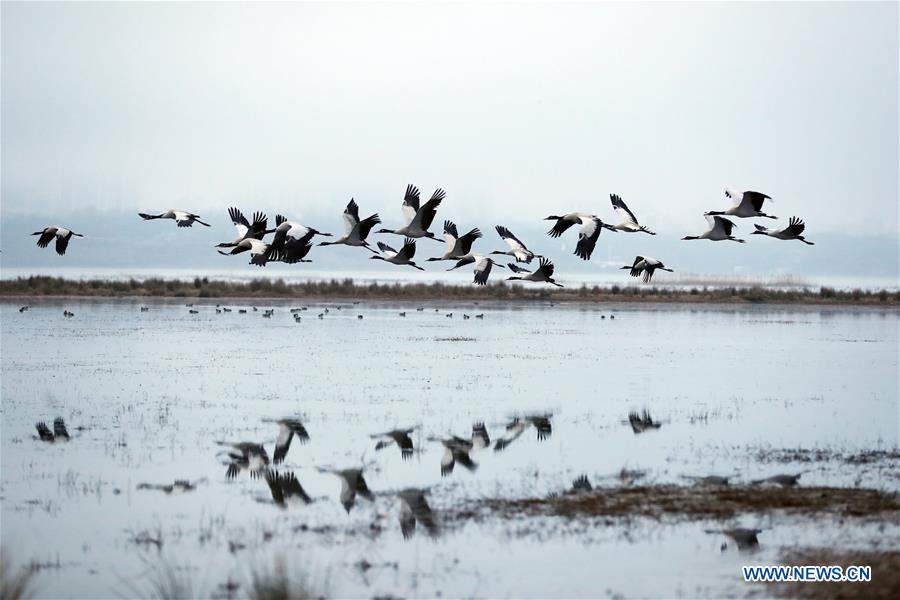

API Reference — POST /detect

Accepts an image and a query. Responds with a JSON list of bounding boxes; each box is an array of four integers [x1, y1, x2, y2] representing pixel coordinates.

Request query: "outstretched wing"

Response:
[[715, 216, 737, 236], [496, 225, 530, 253], [574, 218, 602, 260], [443, 220, 459, 249], [55, 233, 72, 256], [536, 257, 555, 278], [546, 216, 576, 238], [229, 207, 250, 237], [36, 229, 56, 248], [473, 257, 494, 286], [413, 189, 444, 231], [397, 238, 417, 261], [457, 228, 482, 255], [355, 214, 381, 241], [744, 191, 771, 212], [507, 263, 531, 274], [785, 217, 805, 236], [343, 199, 361, 234], [402, 184, 421, 225], [610, 194, 640, 226], [377, 241, 397, 255], [248, 212, 268, 239]]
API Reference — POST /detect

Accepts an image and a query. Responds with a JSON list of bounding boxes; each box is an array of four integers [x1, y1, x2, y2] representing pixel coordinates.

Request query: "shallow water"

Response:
[[1, 299, 898, 598]]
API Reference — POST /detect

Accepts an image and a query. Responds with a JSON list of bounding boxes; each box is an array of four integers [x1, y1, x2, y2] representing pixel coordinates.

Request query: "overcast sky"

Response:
[[1, 1, 898, 267]]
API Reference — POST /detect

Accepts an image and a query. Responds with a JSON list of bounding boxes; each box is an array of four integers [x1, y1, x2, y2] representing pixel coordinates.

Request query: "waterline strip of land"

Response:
[[0, 276, 897, 305]]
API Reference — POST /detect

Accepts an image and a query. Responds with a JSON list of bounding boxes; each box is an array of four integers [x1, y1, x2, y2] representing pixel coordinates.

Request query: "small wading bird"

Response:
[[32, 226, 84, 256], [545, 213, 617, 260], [216, 208, 268, 248], [138, 209, 210, 227], [370, 239, 425, 271], [750, 217, 814, 245], [218, 441, 270, 479], [318, 199, 381, 252], [620, 256, 674, 283], [427, 220, 482, 262], [264, 470, 312, 507], [318, 467, 375, 513], [376, 184, 444, 242], [447, 255, 504, 285], [396, 488, 439, 539], [705, 528, 763, 550], [709, 189, 776, 219], [682, 215, 745, 243], [262, 418, 310, 464], [371, 427, 416, 460], [269, 215, 332, 251], [35, 418, 70, 442], [217, 238, 282, 266], [491, 225, 539, 263], [609, 194, 656, 234], [506, 258, 564, 287]]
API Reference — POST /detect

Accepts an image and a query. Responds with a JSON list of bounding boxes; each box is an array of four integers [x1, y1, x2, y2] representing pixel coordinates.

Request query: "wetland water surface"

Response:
[[1, 299, 898, 598]]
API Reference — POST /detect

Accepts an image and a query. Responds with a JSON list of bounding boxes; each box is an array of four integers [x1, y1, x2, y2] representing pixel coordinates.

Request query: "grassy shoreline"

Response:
[[0, 275, 897, 305]]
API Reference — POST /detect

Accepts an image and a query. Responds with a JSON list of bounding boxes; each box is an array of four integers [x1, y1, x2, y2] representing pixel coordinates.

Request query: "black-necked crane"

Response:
[[620, 256, 674, 283], [709, 189, 776, 219], [217, 238, 281, 266], [431, 436, 478, 477], [271, 238, 314, 264], [32, 227, 84, 256], [506, 258, 564, 287], [218, 441, 270, 479], [262, 418, 310, 464], [376, 184, 444, 242], [318, 467, 375, 513], [216, 208, 268, 248], [427, 220, 482, 262], [750, 217, 814, 245], [270, 214, 332, 251], [318, 199, 381, 252], [494, 414, 552, 452], [138, 209, 210, 227], [491, 225, 539, 263], [545, 213, 617, 260], [371, 427, 416, 460], [264, 470, 313, 507], [396, 488, 439, 539], [370, 238, 425, 271], [609, 194, 656, 234], [447, 255, 504, 285], [682, 215, 746, 243]]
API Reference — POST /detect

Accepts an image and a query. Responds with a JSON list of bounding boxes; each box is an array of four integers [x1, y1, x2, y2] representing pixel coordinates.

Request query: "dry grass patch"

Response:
[[768, 548, 900, 599]]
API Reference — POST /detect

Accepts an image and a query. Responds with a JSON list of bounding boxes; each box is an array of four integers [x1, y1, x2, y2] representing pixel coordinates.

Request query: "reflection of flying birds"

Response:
[[264, 470, 313, 508], [35, 418, 70, 442], [371, 427, 416, 460], [137, 478, 206, 494], [218, 441, 270, 479], [396, 488, 439, 539], [628, 410, 662, 434], [318, 467, 375, 513], [262, 418, 310, 464], [706, 527, 763, 550]]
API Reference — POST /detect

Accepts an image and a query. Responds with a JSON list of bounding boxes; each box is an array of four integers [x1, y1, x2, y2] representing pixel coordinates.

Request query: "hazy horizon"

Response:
[[1, 1, 898, 284]]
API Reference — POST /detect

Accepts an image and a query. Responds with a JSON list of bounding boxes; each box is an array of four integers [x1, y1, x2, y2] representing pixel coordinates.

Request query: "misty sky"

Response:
[[1, 1, 898, 278]]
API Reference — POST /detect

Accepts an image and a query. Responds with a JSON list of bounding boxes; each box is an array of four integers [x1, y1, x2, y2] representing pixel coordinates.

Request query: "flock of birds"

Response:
[[34, 410, 803, 548], [32, 186, 814, 286]]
